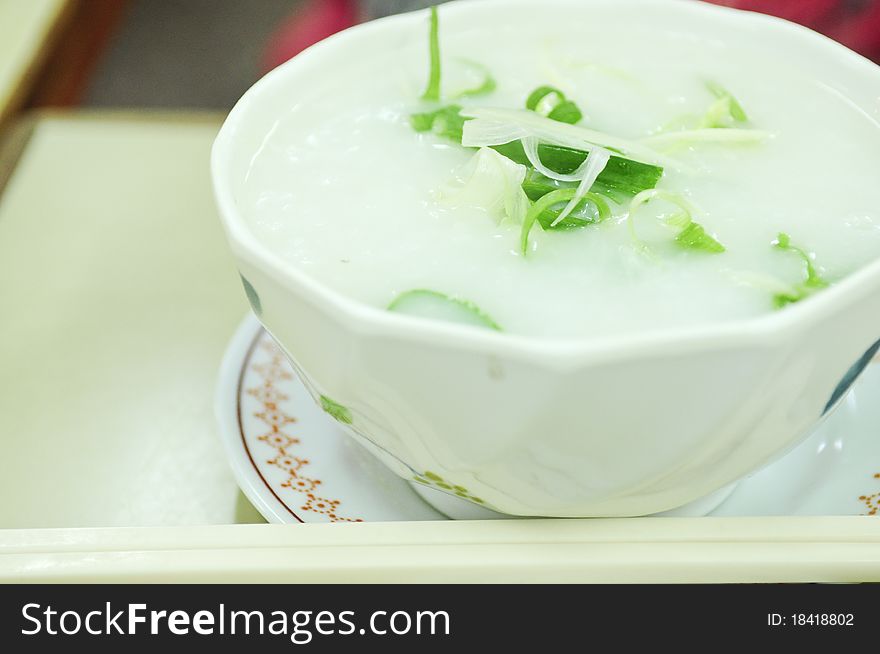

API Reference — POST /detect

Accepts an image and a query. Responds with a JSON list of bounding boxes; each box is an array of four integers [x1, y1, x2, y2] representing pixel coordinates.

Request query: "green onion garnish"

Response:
[[526, 86, 562, 111], [494, 141, 662, 202], [409, 107, 662, 201], [526, 85, 583, 124], [408, 17, 752, 264], [421, 6, 441, 102], [774, 233, 826, 286], [675, 222, 726, 253], [462, 107, 676, 168], [701, 97, 736, 129], [452, 59, 497, 98], [677, 223, 724, 253], [388, 289, 502, 331], [546, 101, 583, 125], [410, 104, 466, 142], [412, 103, 665, 199], [519, 188, 610, 254], [541, 192, 611, 230], [706, 80, 748, 123], [627, 189, 725, 254], [655, 80, 750, 134], [771, 232, 829, 308]]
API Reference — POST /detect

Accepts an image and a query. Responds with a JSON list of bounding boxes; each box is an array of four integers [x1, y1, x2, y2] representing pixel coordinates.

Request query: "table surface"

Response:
[[0, 111, 264, 528]]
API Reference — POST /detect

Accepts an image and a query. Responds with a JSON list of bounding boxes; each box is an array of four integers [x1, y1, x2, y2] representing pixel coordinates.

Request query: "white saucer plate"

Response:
[[216, 315, 880, 523]]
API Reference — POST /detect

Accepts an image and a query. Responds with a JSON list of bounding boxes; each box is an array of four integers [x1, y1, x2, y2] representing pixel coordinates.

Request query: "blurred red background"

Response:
[[712, 0, 880, 61], [263, 0, 880, 71], [21, 0, 880, 114]]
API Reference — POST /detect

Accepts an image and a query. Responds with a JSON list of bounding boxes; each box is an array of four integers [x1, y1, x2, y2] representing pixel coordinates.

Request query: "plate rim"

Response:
[[215, 313, 305, 524]]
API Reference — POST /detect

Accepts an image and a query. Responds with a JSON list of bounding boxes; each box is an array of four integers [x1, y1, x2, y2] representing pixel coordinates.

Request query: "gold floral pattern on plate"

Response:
[[858, 473, 880, 516], [243, 336, 362, 523]]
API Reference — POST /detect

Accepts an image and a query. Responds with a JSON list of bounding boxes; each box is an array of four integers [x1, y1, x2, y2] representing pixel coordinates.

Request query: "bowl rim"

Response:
[[211, 0, 880, 365]]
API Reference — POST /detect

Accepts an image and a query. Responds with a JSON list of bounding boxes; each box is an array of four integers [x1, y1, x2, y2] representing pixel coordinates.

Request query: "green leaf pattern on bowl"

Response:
[[413, 470, 485, 504], [320, 395, 353, 425]]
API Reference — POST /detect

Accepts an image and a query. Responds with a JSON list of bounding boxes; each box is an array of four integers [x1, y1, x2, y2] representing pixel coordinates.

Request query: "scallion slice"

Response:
[[462, 107, 679, 169], [675, 222, 726, 253], [521, 136, 586, 182], [526, 86, 563, 112], [520, 171, 614, 226], [452, 59, 497, 98], [409, 107, 662, 205], [410, 104, 466, 141], [420, 6, 441, 102], [771, 232, 829, 307], [388, 289, 502, 331], [520, 188, 610, 255], [547, 101, 583, 125], [627, 189, 725, 253], [706, 81, 748, 123], [658, 81, 750, 133], [551, 146, 611, 226], [507, 144, 663, 202], [526, 85, 583, 124]]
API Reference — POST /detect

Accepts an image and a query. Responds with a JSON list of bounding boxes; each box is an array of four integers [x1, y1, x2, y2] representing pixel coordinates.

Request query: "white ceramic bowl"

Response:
[[212, 0, 880, 517]]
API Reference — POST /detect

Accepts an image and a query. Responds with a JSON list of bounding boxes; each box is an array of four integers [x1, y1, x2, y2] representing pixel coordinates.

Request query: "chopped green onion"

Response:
[[410, 109, 662, 203], [547, 101, 583, 125], [675, 222, 726, 253], [420, 6, 441, 102], [520, 173, 612, 227], [542, 192, 610, 230], [771, 232, 829, 308], [409, 107, 662, 200], [628, 189, 725, 253], [551, 146, 611, 226], [526, 86, 563, 111], [677, 222, 724, 252], [452, 59, 496, 98], [700, 82, 748, 128], [773, 292, 802, 309], [520, 188, 610, 255], [701, 96, 736, 129], [774, 233, 826, 287], [525, 85, 583, 124], [706, 81, 748, 123], [410, 104, 466, 142], [388, 289, 502, 331], [521, 171, 569, 199], [461, 107, 680, 169], [656, 82, 748, 134], [495, 142, 662, 202], [522, 190, 573, 254]]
